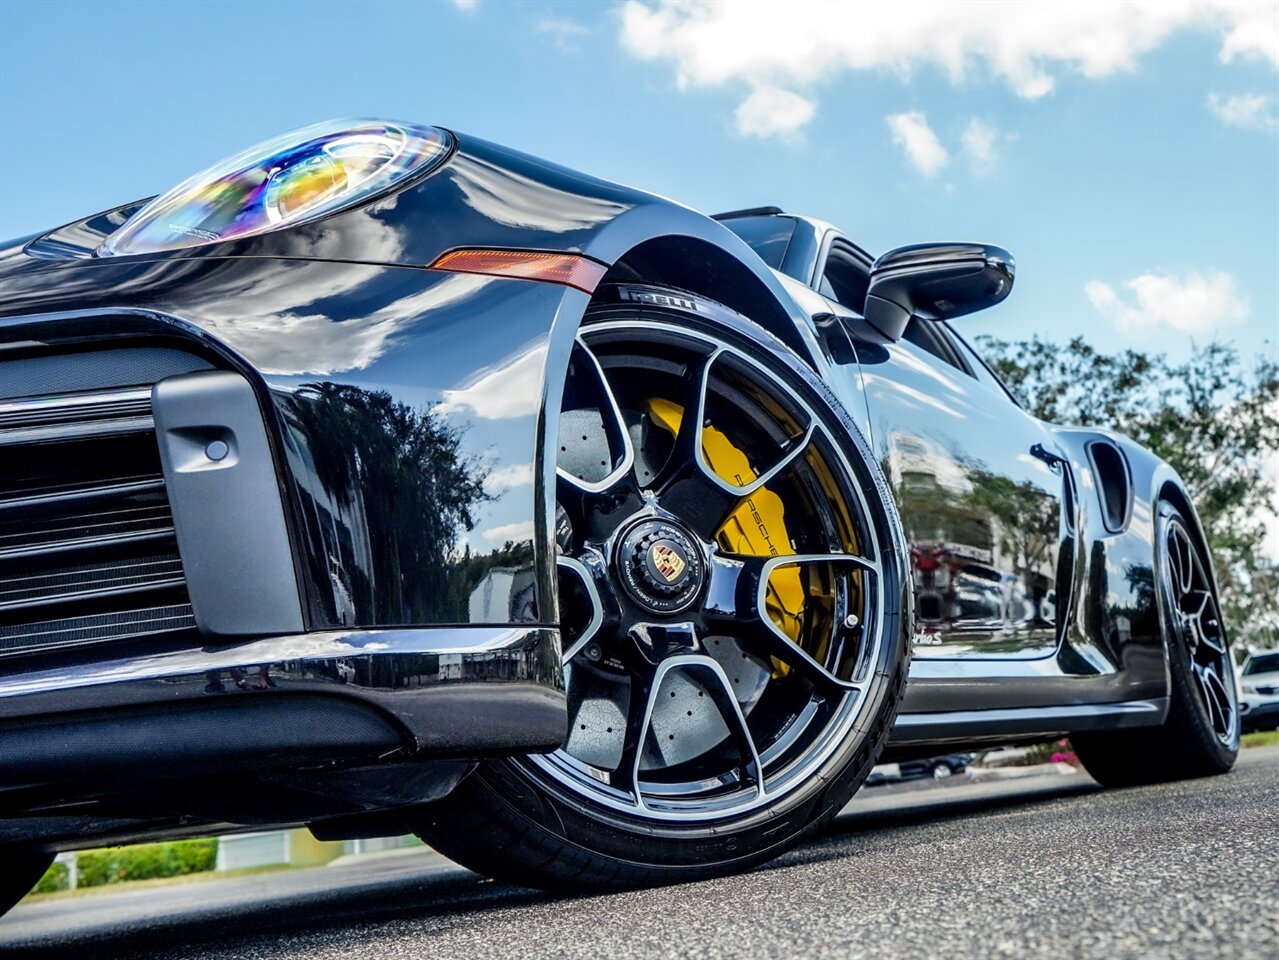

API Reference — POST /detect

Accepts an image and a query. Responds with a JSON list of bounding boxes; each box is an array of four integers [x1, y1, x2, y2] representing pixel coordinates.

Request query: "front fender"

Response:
[[0, 130, 811, 637]]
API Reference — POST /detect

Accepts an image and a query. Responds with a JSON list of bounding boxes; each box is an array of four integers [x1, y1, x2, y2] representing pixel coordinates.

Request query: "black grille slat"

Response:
[[0, 604, 197, 657], [0, 389, 151, 428], [0, 477, 166, 513], [0, 363, 201, 659], [0, 415, 156, 447], [0, 556, 185, 611], [0, 388, 154, 446], [0, 503, 175, 558]]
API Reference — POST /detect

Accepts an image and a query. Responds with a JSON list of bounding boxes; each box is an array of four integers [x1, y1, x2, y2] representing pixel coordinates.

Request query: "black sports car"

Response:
[[0, 120, 1239, 908]]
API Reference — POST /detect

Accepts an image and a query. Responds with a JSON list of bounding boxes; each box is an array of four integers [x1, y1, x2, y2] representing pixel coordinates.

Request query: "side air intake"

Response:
[[1086, 440, 1132, 534]]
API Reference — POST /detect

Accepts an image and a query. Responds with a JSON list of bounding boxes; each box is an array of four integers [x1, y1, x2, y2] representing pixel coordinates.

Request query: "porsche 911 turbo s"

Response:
[[0, 119, 1239, 909]]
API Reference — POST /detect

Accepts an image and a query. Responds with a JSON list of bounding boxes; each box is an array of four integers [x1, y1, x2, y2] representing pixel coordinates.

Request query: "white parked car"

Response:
[[1239, 652, 1279, 733]]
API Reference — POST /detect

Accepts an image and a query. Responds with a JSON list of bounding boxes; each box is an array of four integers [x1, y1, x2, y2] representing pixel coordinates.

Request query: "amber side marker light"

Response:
[[429, 249, 607, 293]]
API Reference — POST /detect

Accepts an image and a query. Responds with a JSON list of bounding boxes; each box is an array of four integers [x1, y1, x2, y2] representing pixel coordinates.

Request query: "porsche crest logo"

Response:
[[651, 544, 687, 582]]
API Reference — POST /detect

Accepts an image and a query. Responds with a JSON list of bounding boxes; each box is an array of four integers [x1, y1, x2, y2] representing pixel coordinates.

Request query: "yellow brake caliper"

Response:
[[646, 399, 806, 663]]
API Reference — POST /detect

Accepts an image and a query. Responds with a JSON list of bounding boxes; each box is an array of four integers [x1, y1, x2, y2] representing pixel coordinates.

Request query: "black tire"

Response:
[[1074, 500, 1239, 787], [415, 285, 911, 890], [0, 849, 53, 916]]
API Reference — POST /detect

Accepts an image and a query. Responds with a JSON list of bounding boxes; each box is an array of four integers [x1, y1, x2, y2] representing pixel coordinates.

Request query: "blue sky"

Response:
[[1, 0, 1276, 367]]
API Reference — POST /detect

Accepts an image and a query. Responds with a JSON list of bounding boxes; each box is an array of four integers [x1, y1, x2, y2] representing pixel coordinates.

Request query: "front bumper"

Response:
[[0, 626, 566, 783]]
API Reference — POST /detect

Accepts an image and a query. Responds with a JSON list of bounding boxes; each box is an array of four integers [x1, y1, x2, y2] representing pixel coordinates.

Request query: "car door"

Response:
[[816, 241, 1073, 660]]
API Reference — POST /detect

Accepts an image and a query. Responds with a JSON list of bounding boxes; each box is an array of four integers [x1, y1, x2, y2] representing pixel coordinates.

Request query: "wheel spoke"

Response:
[[1191, 591, 1227, 655], [705, 552, 875, 694], [610, 668, 657, 801], [657, 470, 744, 543], [680, 656, 766, 799], [557, 338, 635, 496], [556, 552, 613, 663], [1193, 663, 1225, 736], [698, 423, 816, 500], [648, 347, 720, 491], [1204, 665, 1234, 738], [614, 655, 766, 807], [1170, 527, 1194, 596]]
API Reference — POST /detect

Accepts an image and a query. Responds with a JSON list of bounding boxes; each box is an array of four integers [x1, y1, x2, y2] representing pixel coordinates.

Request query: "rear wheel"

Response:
[[1074, 501, 1239, 786], [415, 286, 910, 889]]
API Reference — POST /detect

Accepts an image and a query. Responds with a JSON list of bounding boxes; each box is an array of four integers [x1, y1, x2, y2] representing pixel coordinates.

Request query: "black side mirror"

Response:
[[863, 243, 1014, 340]]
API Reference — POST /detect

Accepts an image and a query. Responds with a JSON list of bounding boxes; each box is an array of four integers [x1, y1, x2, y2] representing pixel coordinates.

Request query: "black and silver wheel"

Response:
[[1074, 500, 1238, 786], [416, 285, 910, 888]]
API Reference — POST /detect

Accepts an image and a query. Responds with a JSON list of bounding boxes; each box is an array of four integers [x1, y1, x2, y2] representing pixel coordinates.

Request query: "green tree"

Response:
[[977, 336, 1279, 653]]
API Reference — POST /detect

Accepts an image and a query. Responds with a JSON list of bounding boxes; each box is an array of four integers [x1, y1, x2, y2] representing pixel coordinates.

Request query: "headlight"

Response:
[[99, 119, 452, 257], [1242, 684, 1258, 694]]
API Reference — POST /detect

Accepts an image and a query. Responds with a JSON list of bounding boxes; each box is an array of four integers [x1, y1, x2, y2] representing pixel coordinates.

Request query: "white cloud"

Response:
[[618, 1, 1279, 138], [450, 0, 477, 11], [1084, 270, 1250, 336], [887, 112, 948, 176], [735, 86, 815, 138], [960, 117, 998, 169], [482, 462, 535, 494], [1207, 91, 1278, 130], [1217, 1, 1279, 67], [537, 18, 588, 53]]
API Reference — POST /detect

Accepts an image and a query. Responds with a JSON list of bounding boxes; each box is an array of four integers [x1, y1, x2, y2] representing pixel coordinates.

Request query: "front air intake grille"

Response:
[[0, 347, 211, 659]]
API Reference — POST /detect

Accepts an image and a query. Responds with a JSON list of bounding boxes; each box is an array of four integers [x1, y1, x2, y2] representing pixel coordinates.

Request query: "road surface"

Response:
[[5, 747, 1277, 959]]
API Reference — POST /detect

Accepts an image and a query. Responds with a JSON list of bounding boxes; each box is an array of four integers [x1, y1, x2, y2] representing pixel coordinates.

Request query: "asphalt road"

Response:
[[5, 748, 1277, 960]]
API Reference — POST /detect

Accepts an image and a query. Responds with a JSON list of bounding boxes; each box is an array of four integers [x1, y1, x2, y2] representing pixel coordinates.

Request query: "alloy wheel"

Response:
[[528, 317, 890, 821], [1164, 518, 1237, 745]]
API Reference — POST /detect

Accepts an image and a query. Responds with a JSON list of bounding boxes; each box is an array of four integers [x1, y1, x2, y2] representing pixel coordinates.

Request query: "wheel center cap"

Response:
[[617, 520, 705, 614]]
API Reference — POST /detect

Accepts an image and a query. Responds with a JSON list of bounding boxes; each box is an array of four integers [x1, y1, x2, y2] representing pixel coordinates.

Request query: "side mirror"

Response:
[[863, 243, 1014, 340]]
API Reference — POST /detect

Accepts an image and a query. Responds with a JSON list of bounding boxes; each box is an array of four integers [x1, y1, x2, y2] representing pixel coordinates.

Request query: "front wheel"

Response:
[[415, 285, 911, 889], [1074, 501, 1239, 787]]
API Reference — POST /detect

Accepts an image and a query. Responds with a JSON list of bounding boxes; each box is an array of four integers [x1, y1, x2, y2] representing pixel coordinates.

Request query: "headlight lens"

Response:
[[1242, 684, 1258, 694], [99, 119, 451, 257]]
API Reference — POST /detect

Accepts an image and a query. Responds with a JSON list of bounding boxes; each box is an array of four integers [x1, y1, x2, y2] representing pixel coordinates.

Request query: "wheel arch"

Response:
[[576, 203, 824, 368], [599, 234, 814, 360], [1154, 471, 1223, 602], [534, 206, 834, 624]]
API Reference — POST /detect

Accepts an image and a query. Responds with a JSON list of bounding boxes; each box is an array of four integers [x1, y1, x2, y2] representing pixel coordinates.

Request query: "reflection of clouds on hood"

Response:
[[862, 372, 966, 420], [439, 342, 547, 419], [277, 190, 410, 264], [195, 269, 489, 376], [456, 155, 628, 232], [481, 520, 536, 543], [1015, 451, 1056, 478]]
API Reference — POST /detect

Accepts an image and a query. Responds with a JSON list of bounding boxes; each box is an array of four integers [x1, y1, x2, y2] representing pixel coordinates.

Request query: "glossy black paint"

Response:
[[0, 128, 1214, 849], [1, 134, 818, 634], [721, 213, 1195, 724], [863, 242, 1015, 340]]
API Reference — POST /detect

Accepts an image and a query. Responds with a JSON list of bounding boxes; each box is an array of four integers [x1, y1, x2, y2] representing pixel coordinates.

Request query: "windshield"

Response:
[[1244, 653, 1279, 675], [721, 215, 796, 270]]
